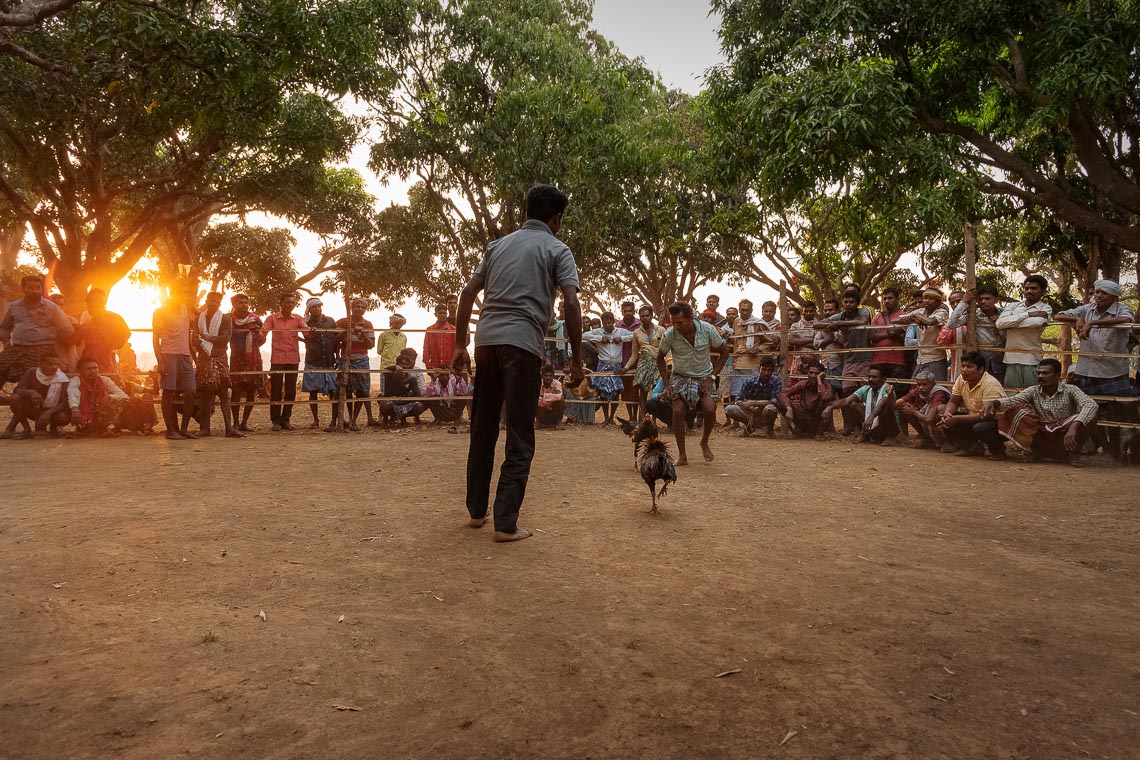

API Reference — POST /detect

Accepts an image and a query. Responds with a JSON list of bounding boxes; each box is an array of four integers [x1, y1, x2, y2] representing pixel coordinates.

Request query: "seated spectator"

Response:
[[644, 373, 699, 430], [535, 366, 565, 428], [68, 355, 130, 437], [895, 370, 951, 448], [2, 353, 71, 438], [778, 357, 834, 437], [424, 367, 468, 428], [822, 366, 899, 444], [983, 359, 1098, 466], [725, 356, 781, 436], [377, 349, 425, 426], [937, 351, 1007, 459]]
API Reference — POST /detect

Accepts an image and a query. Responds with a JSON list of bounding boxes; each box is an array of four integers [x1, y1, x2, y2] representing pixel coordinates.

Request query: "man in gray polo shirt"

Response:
[[452, 184, 584, 543]]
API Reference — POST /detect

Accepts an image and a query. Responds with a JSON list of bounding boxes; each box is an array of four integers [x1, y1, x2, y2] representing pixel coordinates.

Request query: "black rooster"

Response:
[[637, 437, 677, 515], [619, 414, 660, 464]]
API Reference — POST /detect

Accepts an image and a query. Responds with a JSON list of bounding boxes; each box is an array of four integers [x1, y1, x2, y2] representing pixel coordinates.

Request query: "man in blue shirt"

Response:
[[725, 356, 781, 436]]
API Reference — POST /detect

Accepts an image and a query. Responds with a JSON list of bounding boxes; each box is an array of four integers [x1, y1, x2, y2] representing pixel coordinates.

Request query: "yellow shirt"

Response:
[[951, 372, 1005, 413]]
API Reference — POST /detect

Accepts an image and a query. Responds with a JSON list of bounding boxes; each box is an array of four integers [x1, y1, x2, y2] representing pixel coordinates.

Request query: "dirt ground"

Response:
[[1, 409, 1138, 760]]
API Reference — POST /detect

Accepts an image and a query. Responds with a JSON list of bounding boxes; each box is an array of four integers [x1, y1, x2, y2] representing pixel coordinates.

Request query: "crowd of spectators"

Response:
[[0, 272, 1136, 464]]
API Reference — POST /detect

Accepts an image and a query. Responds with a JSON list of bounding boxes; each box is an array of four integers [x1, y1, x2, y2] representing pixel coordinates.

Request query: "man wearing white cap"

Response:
[[302, 297, 339, 429], [1055, 280, 1135, 398]]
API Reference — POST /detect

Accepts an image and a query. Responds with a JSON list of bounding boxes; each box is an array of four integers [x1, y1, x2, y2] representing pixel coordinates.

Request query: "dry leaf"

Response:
[[257, 610, 266, 621], [779, 730, 797, 746], [52, 583, 63, 589], [332, 703, 362, 711], [714, 669, 741, 678], [943, 666, 956, 675], [337, 614, 346, 623]]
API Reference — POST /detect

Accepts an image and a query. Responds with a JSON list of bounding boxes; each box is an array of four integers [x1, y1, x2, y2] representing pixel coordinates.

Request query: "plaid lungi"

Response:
[[1072, 374, 1133, 401], [669, 374, 714, 411], [998, 408, 1080, 452]]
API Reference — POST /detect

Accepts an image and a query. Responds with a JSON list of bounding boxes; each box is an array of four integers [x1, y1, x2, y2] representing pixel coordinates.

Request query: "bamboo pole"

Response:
[[1060, 324, 1073, 375], [337, 279, 352, 431], [964, 222, 978, 351]]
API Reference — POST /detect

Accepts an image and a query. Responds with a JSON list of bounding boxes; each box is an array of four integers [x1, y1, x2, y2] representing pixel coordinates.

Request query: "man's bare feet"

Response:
[[701, 442, 715, 461], [225, 430, 246, 438], [467, 517, 486, 528], [181, 430, 199, 440], [493, 529, 532, 542], [165, 431, 186, 440], [676, 455, 688, 466]]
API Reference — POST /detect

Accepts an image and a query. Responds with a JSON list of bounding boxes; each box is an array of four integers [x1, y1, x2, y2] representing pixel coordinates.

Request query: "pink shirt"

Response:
[[262, 313, 308, 364]]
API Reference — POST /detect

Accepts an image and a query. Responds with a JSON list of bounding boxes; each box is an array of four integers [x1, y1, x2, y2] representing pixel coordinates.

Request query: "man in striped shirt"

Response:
[[983, 359, 1098, 466]]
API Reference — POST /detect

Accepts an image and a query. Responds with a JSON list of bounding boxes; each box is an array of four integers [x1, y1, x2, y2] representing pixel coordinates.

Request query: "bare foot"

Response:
[[676, 455, 688, 466], [493, 529, 532, 543], [165, 432, 186, 440], [701, 443, 715, 461], [225, 430, 246, 438], [181, 430, 199, 440], [467, 517, 486, 529]]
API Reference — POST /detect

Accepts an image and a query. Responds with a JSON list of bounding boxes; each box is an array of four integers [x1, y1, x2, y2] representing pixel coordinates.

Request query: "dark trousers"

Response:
[[466, 345, 541, 533], [946, 419, 1004, 453], [269, 363, 299, 424]]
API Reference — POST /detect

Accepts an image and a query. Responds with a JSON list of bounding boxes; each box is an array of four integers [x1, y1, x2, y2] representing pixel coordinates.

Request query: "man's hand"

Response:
[[1028, 310, 1049, 319], [938, 412, 956, 429], [451, 346, 471, 374], [1077, 320, 1093, 340], [962, 287, 977, 304], [982, 400, 999, 418], [566, 358, 585, 385], [1064, 426, 1080, 451], [862, 419, 874, 433]]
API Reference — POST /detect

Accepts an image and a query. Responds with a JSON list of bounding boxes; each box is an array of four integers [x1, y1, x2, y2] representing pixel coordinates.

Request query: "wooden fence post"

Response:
[[964, 222, 978, 351], [778, 280, 791, 434]]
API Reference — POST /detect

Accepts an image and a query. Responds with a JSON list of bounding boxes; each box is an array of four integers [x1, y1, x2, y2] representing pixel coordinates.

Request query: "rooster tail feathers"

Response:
[[636, 437, 673, 462]]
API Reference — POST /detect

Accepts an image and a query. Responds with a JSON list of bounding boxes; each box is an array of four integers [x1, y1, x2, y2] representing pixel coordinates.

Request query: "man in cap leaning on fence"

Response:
[[1054, 280, 1135, 399], [452, 184, 584, 543]]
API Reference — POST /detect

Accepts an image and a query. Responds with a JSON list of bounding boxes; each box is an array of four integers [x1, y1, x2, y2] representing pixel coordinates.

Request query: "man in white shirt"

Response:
[[582, 311, 634, 426], [995, 275, 1052, 390]]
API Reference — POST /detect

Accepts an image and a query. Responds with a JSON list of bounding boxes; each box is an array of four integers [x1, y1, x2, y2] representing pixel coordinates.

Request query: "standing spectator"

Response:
[[895, 370, 951, 448], [48, 293, 80, 373], [75, 288, 130, 384], [788, 301, 818, 373], [760, 301, 780, 331], [582, 311, 633, 426], [867, 287, 907, 380], [624, 305, 663, 415], [193, 291, 242, 438], [336, 298, 376, 431], [705, 295, 724, 326], [152, 283, 197, 440], [446, 294, 459, 326], [948, 285, 1005, 383], [545, 306, 568, 371], [301, 297, 339, 429], [0, 275, 74, 386], [1, 352, 70, 439], [655, 301, 729, 465], [823, 366, 899, 444], [535, 365, 565, 427], [615, 301, 642, 419], [814, 299, 846, 392], [1053, 280, 1134, 399], [729, 299, 767, 421], [779, 357, 834, 437], [452, 183, 584, 543], [423, 303, 456, 372], [261, 292, 309, 431], [377, 313, 408, 374], [938, 351, 1007, 458], [984, 359, 1098, 466], [228, 293, 265, 432], [725, 355, 781, 436], [995, 275, 1053, 390], [67, 355, 130, 437], [900, 288, 949, 380], [814, 290, 872, 434]]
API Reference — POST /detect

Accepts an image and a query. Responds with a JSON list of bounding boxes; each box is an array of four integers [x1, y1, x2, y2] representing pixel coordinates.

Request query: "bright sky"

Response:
[[56, 0, 782, 365]]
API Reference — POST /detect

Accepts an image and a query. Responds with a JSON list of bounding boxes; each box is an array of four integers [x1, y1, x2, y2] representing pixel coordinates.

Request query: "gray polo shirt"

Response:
[[473, 219, 579, 358], [1058, 300, 1135, 378]]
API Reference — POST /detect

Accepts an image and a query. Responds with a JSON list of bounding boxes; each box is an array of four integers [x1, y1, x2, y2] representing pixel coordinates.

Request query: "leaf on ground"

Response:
[[779, 729, 797, 746], [52, 583, 63, 589], [714, 669, 741, 678], [332, 703, 362, 711], [337, 614, 345, 623], [257, 610, 266, 621]]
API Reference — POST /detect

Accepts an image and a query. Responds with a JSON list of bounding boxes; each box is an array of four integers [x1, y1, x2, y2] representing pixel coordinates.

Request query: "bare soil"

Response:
[[1, 414, 1138, 759]]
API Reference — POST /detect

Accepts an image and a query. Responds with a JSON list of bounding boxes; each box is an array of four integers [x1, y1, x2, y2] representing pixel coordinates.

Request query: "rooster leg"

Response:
[[658, 482, 670, 499], [649, 485, 658, 514]]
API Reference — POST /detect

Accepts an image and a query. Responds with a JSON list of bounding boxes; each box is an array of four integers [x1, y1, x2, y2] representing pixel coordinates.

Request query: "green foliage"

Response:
[[708, 0, 1140, 290], [0, 0, 411, 304], [196, 222, 297, 313]]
